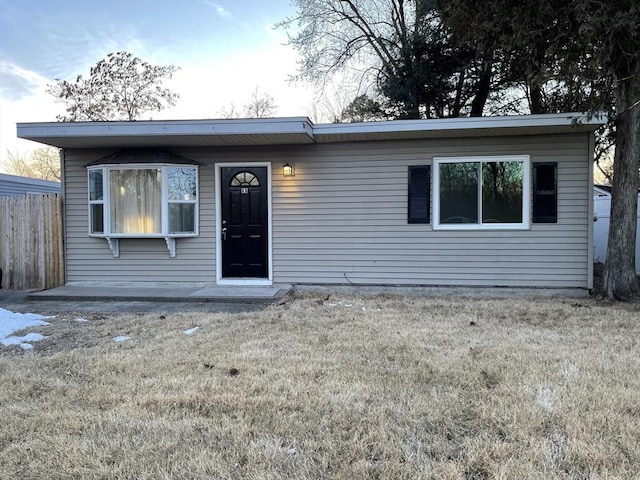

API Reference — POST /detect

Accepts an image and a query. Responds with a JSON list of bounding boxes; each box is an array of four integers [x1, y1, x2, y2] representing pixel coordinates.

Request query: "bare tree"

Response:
[[218, 103, 242, 119], [3, 148, 61, 181], [219, 88, 278, 119], [311, 75, 381, 123], [244, 88, 278, 118], [48, 52, 179, 121], [277, 0, 489, 119], [341, 94, 389, 122]]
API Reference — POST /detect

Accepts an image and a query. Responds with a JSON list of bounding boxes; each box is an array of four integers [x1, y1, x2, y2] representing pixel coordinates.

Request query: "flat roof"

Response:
[[17, 113, 605, 149], [0, 173, 61, 188]]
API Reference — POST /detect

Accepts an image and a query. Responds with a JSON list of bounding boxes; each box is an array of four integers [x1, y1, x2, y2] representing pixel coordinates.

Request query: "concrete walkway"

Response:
[[19, 283, 590, 303], [1, 283, 590, 315], [295, 284, 590, 298]]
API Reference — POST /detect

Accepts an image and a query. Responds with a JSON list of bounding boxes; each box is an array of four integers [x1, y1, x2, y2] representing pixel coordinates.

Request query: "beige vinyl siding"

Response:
[[62, 132, 591, 287], [63, 149, 216, 283], [270, 134, 590, 288]]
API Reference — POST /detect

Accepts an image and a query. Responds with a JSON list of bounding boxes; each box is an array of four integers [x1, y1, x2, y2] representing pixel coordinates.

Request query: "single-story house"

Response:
[[0, 173, 61, 196], [17, 112, 604, 289]]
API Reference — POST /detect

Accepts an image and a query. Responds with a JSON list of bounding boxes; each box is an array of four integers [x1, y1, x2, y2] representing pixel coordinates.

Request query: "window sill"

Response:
[[90, 235, 197, 257], [433, 224, 530, 231], [90, 233, 197, 238]]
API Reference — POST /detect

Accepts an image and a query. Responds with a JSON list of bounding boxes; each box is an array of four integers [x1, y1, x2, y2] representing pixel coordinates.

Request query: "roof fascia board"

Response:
[[17, 112, 606, 148], [313, 112, 606, 138], [18, 117, 314, 141]]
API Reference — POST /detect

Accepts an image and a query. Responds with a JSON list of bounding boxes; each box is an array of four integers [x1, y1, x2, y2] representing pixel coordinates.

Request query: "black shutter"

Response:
[[408, 166, 431, 224], [533, 162, 557, 223]]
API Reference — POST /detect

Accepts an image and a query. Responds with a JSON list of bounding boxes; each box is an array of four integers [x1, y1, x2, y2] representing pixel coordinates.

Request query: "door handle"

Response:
[[222, 227, 227, 241]]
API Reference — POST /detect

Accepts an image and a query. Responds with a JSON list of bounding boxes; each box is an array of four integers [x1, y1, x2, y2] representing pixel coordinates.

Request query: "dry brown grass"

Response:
[[1, 294, 639, 479]]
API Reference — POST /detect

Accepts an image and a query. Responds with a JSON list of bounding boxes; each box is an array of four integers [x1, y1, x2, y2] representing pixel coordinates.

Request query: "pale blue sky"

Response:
[[0, 0, 315, 156]]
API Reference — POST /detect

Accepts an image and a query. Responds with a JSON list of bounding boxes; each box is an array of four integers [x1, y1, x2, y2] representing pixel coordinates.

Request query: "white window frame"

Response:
[[86, 164, 199, 257], [433, 155, 531, 230], [88, 169, 105, 235], [166, 166, 199, 235]]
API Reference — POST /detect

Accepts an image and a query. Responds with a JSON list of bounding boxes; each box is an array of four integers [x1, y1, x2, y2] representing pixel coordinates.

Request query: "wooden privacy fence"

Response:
[[0, 193, 64, 290]]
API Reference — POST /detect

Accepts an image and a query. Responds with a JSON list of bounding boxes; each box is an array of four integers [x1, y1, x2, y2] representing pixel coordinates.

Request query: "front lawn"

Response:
[[1, 294, 638, 479]]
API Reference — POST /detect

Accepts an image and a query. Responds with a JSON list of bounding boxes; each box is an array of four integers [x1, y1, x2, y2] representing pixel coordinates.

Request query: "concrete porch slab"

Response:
[[27, 284, 292, 303], [189, 286, 283, 298]]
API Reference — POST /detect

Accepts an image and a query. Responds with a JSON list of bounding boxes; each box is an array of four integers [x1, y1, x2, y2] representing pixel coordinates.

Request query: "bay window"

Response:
[[433, 156, 530, 230], [87, 164, 199, 255]]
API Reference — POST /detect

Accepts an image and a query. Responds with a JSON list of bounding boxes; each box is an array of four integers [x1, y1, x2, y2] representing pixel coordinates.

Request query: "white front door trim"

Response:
[[215, 162, 273, 286]]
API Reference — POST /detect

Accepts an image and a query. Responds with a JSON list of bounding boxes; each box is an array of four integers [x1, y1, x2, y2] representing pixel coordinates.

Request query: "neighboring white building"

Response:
[[593, 185, 640, 273]]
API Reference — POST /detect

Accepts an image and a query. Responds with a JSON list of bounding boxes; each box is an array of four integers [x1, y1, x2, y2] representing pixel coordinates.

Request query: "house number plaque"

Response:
[[241, 187, 248, 194]]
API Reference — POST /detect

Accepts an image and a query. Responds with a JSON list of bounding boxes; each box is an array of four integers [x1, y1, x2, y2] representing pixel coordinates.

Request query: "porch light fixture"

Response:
[[283, 163, 295, 176]]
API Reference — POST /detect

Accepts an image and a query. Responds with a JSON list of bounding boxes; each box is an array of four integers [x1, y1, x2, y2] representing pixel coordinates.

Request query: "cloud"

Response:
[[0, 61, 60, 159], [0, 60, 51, 100], [203, 1, 233, 19], [43, 23, 150, 79], [0, 15, 322, 162]]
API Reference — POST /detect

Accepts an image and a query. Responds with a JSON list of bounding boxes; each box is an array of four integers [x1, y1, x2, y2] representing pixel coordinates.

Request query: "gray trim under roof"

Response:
[[312, 113, 605, 142], [17, 113, 605, 149], [17, 117, 315, 149], [86, 149, 202, 167]]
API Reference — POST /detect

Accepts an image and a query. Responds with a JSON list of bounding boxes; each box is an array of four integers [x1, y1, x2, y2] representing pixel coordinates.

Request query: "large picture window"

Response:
[[433, 156, 530, 230], [110, 168, 162, 234], [87, 164, 198, 237]]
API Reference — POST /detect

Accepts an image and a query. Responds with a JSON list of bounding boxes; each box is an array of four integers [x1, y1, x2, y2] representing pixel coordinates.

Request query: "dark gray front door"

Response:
[[220, 167, 268, 278]]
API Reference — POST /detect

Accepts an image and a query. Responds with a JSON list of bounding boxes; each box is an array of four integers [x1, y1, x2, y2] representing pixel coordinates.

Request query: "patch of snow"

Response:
[[184, 326, 199, 335], [561, 360, 579, 378], [74, 317, 88, 323], [0, 307, 52, 349], [2, 332, 48, 350], [112, 335, 131, 343], [328, 301, 369, 311], [534, 385, 555, 412]]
